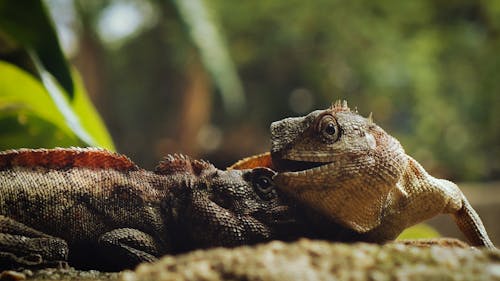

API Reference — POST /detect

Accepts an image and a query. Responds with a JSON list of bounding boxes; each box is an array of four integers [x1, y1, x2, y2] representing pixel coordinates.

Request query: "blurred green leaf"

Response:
[[71, 69, 115, 150], [0, 0, 74, 97], [0, 61, 74, 138], [0, 61, 115, 150], [29, 52, 101, 148], [0, 113, 80, 149], [396, 224, 441, 240]]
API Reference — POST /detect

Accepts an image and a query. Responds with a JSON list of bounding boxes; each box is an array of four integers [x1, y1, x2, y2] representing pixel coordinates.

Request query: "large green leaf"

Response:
[[0, 61, 73, 137], [71, 69, 115, 150], [0, 61, 115, 150], [0, 0, 74, 98], [0, 113, 80, 149]]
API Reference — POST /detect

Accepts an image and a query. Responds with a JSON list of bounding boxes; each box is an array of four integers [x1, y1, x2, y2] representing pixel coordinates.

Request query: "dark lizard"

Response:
[[232, 101, 495, 248], [0, 148, 303, 271]]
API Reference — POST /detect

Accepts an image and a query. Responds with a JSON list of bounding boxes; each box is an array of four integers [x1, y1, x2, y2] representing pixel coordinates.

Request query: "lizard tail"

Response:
[[452, 196, 495, 249]]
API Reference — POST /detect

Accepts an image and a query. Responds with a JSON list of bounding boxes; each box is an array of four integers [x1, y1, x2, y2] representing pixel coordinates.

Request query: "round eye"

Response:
[[318, 115, 340, 142], [254, 175, 273, 194], [250, 168, 277, 200], [324, 123, 336, 135]]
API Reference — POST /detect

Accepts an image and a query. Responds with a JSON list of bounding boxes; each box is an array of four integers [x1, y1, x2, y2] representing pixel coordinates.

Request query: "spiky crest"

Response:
[[155, 153, 214, 176], [330, 100, 351, 113], [367, 112, 373, 124], [0, 147, 138, 171]]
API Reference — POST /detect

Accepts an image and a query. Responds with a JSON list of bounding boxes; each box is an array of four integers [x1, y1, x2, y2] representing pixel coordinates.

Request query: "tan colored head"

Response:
[[270, 101, 408, 232]]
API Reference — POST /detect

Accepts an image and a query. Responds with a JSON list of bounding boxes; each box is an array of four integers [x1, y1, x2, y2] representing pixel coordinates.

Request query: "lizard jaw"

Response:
[[272, 156, 334, 173]]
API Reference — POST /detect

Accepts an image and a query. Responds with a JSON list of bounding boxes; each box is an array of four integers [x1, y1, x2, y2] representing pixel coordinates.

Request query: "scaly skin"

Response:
[[0, 148, 302, 271], [268, 101, 494, 248]]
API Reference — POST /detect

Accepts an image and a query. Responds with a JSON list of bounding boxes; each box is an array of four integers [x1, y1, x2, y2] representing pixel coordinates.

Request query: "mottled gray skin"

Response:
[[0, 148, 301, 271], [270, 101, 494, 248]]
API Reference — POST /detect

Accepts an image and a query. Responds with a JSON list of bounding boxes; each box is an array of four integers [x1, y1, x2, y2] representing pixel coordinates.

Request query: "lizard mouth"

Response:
[[272, 157, 333, 173]]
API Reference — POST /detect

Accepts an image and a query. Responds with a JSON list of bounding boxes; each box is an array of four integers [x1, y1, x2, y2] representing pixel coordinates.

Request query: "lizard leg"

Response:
[[436, 180, 495, 248], [98, 228, 161, 270], [421, 175, 495, 249], [451, 196, 495, 249], [0, 215, 68, 268]]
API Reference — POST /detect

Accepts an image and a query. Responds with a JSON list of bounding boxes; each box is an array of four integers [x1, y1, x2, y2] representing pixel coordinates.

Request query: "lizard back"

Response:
[[0, 148, 170, 244], [0, 147, 138, 171]]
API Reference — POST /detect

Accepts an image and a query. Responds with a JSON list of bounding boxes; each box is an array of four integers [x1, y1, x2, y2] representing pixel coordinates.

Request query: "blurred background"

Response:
[[54, 0, 500, 179], [0, 0, 499, 242]]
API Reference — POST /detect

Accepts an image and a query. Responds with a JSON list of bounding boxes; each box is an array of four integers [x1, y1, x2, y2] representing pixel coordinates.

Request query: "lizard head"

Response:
[[202, 167, 307, 243], [271, 100, 393, 170], [269, 100, 409, 233], [155, 155, 305, 250]]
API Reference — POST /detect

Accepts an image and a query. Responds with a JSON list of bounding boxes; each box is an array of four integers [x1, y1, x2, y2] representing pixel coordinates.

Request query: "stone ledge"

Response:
[[123, 239, 500, 281]]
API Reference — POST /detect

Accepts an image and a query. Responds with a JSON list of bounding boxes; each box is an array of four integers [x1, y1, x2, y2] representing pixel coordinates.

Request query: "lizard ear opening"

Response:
[[155, 154, 214, 176]]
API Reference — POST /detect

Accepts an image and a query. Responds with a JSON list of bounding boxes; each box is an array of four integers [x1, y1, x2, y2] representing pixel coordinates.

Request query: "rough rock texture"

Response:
[[123, 239, 500, 281], [0, 268, 118, 281]]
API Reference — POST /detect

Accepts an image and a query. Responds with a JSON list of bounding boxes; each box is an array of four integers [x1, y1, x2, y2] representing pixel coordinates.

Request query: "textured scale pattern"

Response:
[[0, 147, 138, 171], [0, 148, 303, 270], [234, 101, 494, 248]]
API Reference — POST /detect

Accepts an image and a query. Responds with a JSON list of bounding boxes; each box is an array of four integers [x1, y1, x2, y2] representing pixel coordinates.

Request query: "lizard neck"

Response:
[[378, 156, 462, 237]]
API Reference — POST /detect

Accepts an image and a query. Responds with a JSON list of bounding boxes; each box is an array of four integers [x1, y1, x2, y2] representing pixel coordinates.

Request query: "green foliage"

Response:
[[0, 61, 114, 150], [71, 70, 115, 150], [0, 0, 74, 97], [0, 1, 114, 150], [397, 223, 441, 240]]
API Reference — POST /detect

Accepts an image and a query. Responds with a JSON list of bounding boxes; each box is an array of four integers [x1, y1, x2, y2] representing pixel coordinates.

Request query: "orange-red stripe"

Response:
[[0, 148, 138, 171]]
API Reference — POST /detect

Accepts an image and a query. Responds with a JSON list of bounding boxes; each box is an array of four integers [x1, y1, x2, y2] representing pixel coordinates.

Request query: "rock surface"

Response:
[[0, 268, 118, 281], [123, 239, 500, 281], [6, 239, 498, 281]]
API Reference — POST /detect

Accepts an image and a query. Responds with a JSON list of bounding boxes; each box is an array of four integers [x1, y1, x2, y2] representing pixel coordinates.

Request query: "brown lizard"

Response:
[[231, 101, 494, 248], [0, 148, 305, 271]]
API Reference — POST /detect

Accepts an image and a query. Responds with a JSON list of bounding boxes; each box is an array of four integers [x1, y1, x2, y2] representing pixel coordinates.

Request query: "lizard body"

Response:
[[0, 148, 301, 270], [231, 101, 494, 248], [268, 101, 494, 248]]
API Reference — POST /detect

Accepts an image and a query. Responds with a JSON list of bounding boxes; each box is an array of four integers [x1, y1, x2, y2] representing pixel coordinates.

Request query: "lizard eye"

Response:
[[318, 114, 340, 142], [255, 176, 273, 193], [250, 168, 277, 200]]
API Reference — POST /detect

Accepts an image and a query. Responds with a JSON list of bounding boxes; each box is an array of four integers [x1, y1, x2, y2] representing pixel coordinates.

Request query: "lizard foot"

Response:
[[0, 252, 69, 271]]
